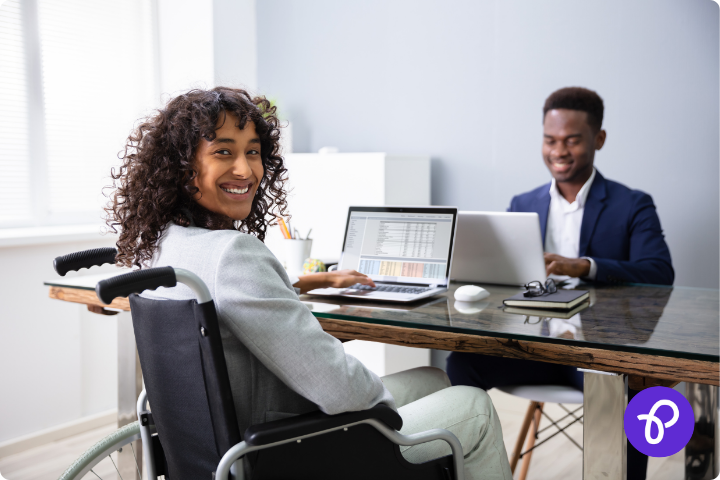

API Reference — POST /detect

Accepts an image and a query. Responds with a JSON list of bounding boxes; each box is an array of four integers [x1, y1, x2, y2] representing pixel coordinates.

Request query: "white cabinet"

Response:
[[270, 153, 430, 262], [267, 152, 432, 377]]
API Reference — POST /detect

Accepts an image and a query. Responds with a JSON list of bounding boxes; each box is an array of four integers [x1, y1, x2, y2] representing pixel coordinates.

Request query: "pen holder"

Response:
[[283, 239, 312, 275]]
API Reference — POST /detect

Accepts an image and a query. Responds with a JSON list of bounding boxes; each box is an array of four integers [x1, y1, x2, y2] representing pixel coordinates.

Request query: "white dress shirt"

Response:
[[544, 168, 598, 280]]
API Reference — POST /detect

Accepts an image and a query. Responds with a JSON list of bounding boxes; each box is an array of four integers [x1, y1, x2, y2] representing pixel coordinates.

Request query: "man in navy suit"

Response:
[[510, 89, 673, 285], [447, 87, 674, 480]]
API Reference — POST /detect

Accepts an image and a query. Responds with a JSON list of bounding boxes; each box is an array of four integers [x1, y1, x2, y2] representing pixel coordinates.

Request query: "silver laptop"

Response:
[[306, 206, 458, 302], [450, 211, 546, 286]]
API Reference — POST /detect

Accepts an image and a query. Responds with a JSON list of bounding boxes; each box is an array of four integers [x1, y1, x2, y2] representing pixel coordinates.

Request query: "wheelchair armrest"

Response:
[[243, 403, 402, 446]]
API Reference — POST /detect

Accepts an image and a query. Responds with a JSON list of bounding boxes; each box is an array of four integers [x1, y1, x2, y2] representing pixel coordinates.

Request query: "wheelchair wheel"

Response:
[[58, 421, 142, 480]]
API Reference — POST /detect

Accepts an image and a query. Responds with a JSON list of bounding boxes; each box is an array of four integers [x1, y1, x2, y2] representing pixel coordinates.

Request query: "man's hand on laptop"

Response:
[[544, 253, 591, 278], [293, 270, 376, 294]]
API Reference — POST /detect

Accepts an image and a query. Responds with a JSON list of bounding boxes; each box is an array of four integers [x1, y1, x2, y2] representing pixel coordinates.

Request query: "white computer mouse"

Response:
[[454, 285, 490, 302], [454, 300, 490, 314]]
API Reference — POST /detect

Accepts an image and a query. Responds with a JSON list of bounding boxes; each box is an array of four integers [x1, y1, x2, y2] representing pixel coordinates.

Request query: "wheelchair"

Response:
[[54, 248, 465, 480]]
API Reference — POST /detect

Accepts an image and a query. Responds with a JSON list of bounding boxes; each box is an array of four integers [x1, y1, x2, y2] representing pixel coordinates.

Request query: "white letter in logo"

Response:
[[637, 399, 680, 444]]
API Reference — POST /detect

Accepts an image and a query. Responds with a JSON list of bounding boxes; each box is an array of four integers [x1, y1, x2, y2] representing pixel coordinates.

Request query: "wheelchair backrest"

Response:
[[130, 293, 242, 479]]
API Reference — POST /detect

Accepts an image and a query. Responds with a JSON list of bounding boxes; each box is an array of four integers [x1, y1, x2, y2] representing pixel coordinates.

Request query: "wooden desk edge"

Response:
[[49, 285, 130, 311], [48, 286, 719, 386], [317, 317, 720, 387]]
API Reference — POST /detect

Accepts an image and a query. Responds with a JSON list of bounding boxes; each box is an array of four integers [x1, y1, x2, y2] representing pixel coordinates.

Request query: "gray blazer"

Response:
[[143, 223, 395, 435]]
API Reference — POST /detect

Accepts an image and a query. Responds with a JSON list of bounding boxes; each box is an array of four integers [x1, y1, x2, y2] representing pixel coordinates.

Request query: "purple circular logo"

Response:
[[624, 386, 694, 457]]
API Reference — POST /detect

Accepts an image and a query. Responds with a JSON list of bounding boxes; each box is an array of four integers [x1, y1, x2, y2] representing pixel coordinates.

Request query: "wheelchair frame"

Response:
[[54, 248, 465, 480]]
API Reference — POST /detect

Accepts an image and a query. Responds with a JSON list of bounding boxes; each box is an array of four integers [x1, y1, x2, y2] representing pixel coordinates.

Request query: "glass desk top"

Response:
[[46, 273, 719, 363], [301, 283, 719, 363]]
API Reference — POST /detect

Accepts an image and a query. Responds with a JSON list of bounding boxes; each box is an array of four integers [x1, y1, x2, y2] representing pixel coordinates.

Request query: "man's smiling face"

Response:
[[542, 108, 604, 185]]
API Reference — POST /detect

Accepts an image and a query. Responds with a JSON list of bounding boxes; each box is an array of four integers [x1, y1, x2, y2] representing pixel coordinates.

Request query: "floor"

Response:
[[488, 389, 685, 480], [0, 389, 686, 480], [0, 424, 122, 480]]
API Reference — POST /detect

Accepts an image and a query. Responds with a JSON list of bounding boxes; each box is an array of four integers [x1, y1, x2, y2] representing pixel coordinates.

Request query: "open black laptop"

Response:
[[306, 206, 458, 302]]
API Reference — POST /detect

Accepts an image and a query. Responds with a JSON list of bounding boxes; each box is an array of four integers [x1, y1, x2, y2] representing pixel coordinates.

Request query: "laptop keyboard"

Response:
[[348, 284, 431, 295]]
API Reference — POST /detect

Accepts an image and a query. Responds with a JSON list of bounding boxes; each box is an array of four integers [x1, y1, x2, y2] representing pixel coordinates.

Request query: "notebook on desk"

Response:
[[306, 206, 458, 302], [503, 301, 590, 319], [503, 289, 589, 310]]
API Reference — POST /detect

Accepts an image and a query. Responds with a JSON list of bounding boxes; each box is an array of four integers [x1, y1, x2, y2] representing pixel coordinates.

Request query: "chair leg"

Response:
[[518, 402, 544, 480], [510, 401, 537, 473]]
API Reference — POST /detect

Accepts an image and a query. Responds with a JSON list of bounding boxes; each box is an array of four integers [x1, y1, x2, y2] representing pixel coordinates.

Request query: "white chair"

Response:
[[497, 385, 583, 480]]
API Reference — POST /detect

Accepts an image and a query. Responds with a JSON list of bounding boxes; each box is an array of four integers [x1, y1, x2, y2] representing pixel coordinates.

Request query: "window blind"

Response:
[[38, 0, 156, 217], [0, 0, 156, 227], [0, 0, 32, 224]]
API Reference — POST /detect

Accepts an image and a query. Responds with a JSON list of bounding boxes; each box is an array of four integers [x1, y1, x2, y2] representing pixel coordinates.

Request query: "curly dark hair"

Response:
[[106, 87, 289, 268], [543, 87, 604, 132]]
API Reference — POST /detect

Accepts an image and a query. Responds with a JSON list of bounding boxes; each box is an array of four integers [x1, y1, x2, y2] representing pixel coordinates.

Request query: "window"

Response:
[[0, 0, 32, 224], [0, 0, 157, 228]]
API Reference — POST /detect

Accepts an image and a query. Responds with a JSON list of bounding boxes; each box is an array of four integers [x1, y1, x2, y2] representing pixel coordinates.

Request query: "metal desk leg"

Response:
[[685, 383, 718, 480], [118, 312, 143, 479], [583, 371, 627, 480]]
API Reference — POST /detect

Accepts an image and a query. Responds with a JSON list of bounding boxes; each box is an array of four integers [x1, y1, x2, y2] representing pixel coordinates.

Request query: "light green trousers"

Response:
[[381, 367, 512, 480]]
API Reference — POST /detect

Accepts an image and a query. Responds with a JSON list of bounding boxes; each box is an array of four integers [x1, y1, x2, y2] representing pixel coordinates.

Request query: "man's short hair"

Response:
[[543, 87, 604, 132]]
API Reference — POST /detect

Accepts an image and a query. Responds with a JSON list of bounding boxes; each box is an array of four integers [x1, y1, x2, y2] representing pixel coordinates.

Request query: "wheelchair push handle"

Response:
[[96, 267, 177, 304], [54, 247, 118, 276]]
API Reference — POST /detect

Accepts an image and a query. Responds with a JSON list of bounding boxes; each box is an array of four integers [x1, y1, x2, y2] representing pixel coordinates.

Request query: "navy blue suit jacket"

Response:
[[508, 170, 674, 285]]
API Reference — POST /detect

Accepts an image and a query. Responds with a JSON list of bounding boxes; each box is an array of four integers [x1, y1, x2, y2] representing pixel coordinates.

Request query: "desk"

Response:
[[46, 275, 719, 480]]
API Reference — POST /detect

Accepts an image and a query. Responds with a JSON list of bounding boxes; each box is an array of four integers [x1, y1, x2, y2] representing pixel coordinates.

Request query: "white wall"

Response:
[[156, 0, 258, 96], [213, 0, 257, 91], [0, 236, 118, 443], [257, 0, 720, 288], [156, 0, 214, 96]]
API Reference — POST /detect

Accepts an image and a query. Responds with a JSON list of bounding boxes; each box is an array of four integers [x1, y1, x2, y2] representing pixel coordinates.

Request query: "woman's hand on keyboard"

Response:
[[327, 270, 376, 289], [293, 270, 375, 294]]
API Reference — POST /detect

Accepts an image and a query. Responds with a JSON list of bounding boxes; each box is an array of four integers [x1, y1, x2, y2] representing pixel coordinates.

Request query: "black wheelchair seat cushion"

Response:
[[244, 403, 402, 446], [246, 414, 453, 480]]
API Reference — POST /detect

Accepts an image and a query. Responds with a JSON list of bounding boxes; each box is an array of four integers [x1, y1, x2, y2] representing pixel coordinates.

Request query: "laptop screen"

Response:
[[339, 207, 457, 286]]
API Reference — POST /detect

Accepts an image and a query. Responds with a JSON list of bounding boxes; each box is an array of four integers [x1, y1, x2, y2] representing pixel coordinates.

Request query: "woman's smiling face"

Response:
[[192, 113, 264, 221]]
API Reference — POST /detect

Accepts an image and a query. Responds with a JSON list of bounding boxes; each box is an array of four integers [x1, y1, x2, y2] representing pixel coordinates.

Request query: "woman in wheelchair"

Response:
[[106, 87, 512, 480]]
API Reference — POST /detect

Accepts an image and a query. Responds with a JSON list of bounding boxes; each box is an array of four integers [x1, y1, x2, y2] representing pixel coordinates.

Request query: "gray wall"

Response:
[[213, 0, 257, 90], [257, 0, 719, 288]]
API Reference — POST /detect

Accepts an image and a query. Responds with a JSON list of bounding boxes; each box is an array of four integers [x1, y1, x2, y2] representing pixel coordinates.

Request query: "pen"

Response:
[[278, 218, 291, 239], [305, 228, 312, 240]]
